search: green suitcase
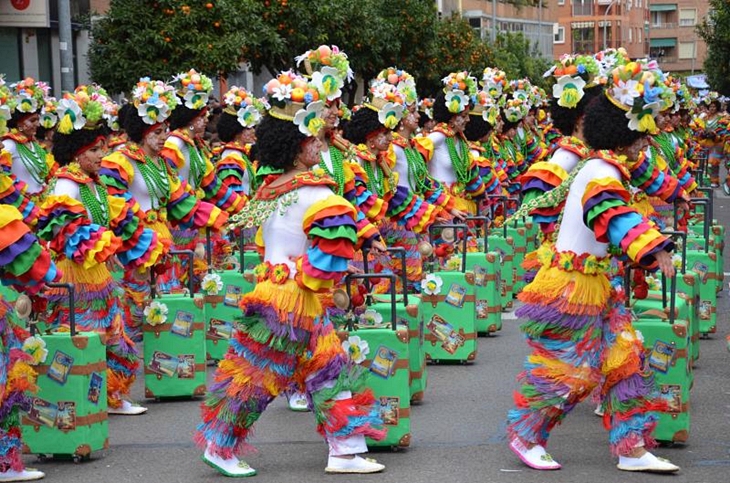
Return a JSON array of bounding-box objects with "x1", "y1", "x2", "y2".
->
[
  {"x1": 628, "y1": 271, "x2": 692, "y2": 444},
  {"x1": 342, "y1": 273, "x2": 412, "y2": 449},
  {"x1": 486, "y1": 195, "x2": 515, "y2": 309},
  {"x1": 22, "y1": 283, "x2": 109, "y2": 462},
  {"x1": 421, "y1": 224, "x2": 478, "y2": 364},
  {"x1": 366, "y1": 248, "x2": 427, "y2": 404},
  {"x1": 143, "y1": 250, "x2": 207, "y2": 400},
  {"x1": 464, "y1": 216, "x2": 502, "y2": 335}
]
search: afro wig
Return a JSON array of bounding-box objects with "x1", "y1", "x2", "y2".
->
[
  {"x1": 343, "y1": 107, "x2": 383, "y2": 146},
  {"x1": 583, "y1": 93, "x2": 644, "y2": 150},
  {"x1": 549, "y1": 85, "x2": 602, "y2": 136},
  {"x1": 255, "y1": 115, "x2": 306, "y2": 171},
  {"x1": 117, "y1": 103, "x2": 135, "y2": 133},
  {"x1": 52, "y1": 127, "x2": 105, "y2": 166},
  {"x1": 463, "y1": 113, "x2": 493, "y2": 142},
  {"x1": 168, "y1": 104, "x2": 205, "y2": 131},
  {"x1": 216, "y1": 111, "x2": 245, "y2": 143}
]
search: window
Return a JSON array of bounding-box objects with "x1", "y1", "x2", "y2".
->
[
  {"x1": 572, "y1": 27, "x2": 594, "y2": 53},
  {"x1": 638, "y1": 26, "x2": 642, "y2": 44},
  {"x1": 628, "y1": 28, "x2": 633, "y2": 43},
  {"x1": 558, "y1": 0, "x2": 565, "y2": 4},
  {"x1": 679, "y1": 42, "x2": 695, "y2": 59},
  {"x1": 572, "y1": 0, "x2": 593, "y2": 16},
  {"x1": 679, "y1": 9, "x2": 697, "y2": 27},
  {"x1": 554, "y1": 26, "x2": 565, "y2": 43}
]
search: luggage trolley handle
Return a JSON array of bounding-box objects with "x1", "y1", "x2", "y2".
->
[
  {"x1": 660, "y1": 230, "x2": 687, "y2": 274},
  {"x1": 464, "y1": 216, "x2": 489, "y2": 253},
  {"x1": 344, "y1": 273, "x2": 398, "y2": 331},
  {"x1": 428, "y1": 223, "x2": 469, "y2": 273},
  {"x1": 150, "y1": 249, "x2": 196, "y2": 299},
  {"x1": 507, "y1": 195, "x2": 525, "y2": 227},
  {"x1": 45, "y1": 282, "x2": 76, "y2": 336},
  {"x1": 695, "y1": 186, "x2": 714, "y2": 223},
  {"x1": 688, "y1": 198, "x2": 710, "y2": 251},
  {"x1": 360, "y1": 247, "x2": 409, "y2": 306},
  {"x1": 486, "y1": 195, "x2": 508, "y2": 238}
]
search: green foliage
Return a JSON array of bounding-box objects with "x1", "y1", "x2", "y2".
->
[
  {"x1": 89, "y1": 0, "x2": 281, "y2": 93},
  {"x1": 492, "y1": 33, "x2": 551, "y2": 89},
  {"x1": 697, "y1": 0, "x2": 730, "y2": 96}
]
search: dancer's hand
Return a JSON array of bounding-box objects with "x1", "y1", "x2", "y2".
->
[
  {"x1": 370, "y1": 239, "x2": 387, "y2": 254},
  {"x1": 450, "y1": 208, "x2": 467, "y2": 221},
  {"x1": 655, "y1": 250, "x2": 676, "y2": 278}
]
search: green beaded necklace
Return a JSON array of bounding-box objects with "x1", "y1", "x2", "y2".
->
[
  {"x1": 445, "y1": 135, "x2": 471, "y2": 186},
  {"x1": 404, "y1": 146, "x2": 431, "y2": 194},
  {"x1": 16, "y1": 141, "x2": 49, "y2": 185},
  {"x1": 187, "y1": 142, "x2": 207, "y2": 189},
  {"x1": 138, "y1": 154, "x2": 171, "y2": 210},
  {"x1": 242, "y1": 153, "x2": 258, "y2": 194},
  {"x1": 362, "y1": 158, "x2": 385, "y2": 197},
  {"x1": 79, "y1": 181, "x2": 111, "y2": 227},
  {"x1": 319, "y1": 146, "x2": 345, "y2": 196}
]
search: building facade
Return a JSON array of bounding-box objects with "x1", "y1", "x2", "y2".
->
[{"x1": 647, "y1": 1, "x2": 707, "y2": 73}]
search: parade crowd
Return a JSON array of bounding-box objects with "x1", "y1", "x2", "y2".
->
[{"x1": 0, "y1": 43, "x2": 728, "y2": 481}]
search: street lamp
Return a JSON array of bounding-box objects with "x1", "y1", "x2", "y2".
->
[{"x1": 603, "y1": 0, "x2": 619, "y2": 50}]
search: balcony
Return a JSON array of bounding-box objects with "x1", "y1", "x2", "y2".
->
[
  {"x1": 651, "y1": 22, "x2": 678, "y2": 29},
  {"x1": 656, "y1": 57, "x2": 678, "y2": 64}
]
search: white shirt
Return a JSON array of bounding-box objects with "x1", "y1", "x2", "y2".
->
[
  {"x1": 427, "y1": 131, "x2": 458, "y2": 184},
  {"x1": 3, "y1": 138, "x2": 46, "y2": 194}
]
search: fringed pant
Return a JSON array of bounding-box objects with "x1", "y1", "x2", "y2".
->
[
  {"x1": 0, "y1": 300, "x2": 36, "y2": 472},
  {"x1": 506, "y1": 264, "x2": 662, "y2": 456},
  {"x1": 708, "y1": 148, "x2": 723, "y2": 186},
  {"x1": 196, "y1": 279, "x2": 385, "y2": 458},
  {"x1": 48, "y1": 260, "x2": 140, "y2": 409}
]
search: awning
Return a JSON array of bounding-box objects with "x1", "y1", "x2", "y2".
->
[
  {"x1": 650, "y1": 38, "x2": 677, "y2": 48},
  {"x1": 650, "y1": 4, "x2": 677, "y2": 12}
]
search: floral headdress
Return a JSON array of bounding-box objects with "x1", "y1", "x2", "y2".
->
[
  {"x1": 544, "y1": 54, "x2": 601, "y2": 109},
  {"x1": 701, "y1": 91, "x2": 719, "y2": 106},
  {"x1": 442, "y1": 71, "x2": 478, "y2": 114},
  {"x1": 503, "y1": 98, "x2": 529, "y2": 124},
  {"x1": 75, "y1": 84, "x2": 120, "y2": 131},
  {"x1": 594, "y1": 47, "x2": 630, "y2": 80},
  {"x1": 223, "y1": 86, "x2": 267, "y2": 129},
  {"x1": 375, "y1": 67, "x2": 418, "y2": 106},
  {"x1": 56, "y1": 89, "x2": 107, "y2": 134},
  {"x1": 172, "y1": 69, "x2": 213, "y2": 110},
  {"x1": 39, "y1": 97, "x2": 58, "y2": 129},
  {"x1": 0, "y1": 78, "x2": 13, "y2": 134},
  {"x1": 264, "y1": 70, "x2": 324, "y2": 137},
  {"x1": 132, "y1": 77, "x2": 180, "y2": 125},
  {"x1": 296, "y1": 45, "x2": 353, "y2": 102},
  {"x1": 8, "y1": 78, "x2": 50, "y2": 115},
  {"x1": 471, "y1": 90, "x2": 500, "y2": 126},
  {"x1": 418, "y1": 97, "x2": 434, "y2": 120},
  {"x1": 605, "y1": 60, "x2": 667, "y2": 133},
  {"x1": 499, "y1": 79, "x2": 531, "y2": 123},
  {"x1": 481, "y1": 67, "x2": 507, "y2": 103},
  {"x1": 366, "y1": 78, "x2": 406, "y2": 130}
]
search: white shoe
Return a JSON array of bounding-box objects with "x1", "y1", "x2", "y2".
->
[
  {"x1": 325, "y1": 455, "x2": 385, "y2": 474},
  {"x1": 617, "y1": 452, "x2": 680, "y2": 473},
  {"x1": 109, "y1": 400, "x2": 148, "y2": 415},
  {"x1": 508, "y1": 437, "x2": 561, "y2": 470},
  {"x1": 0, "y1": 468, "x2": 45, "y2": 481},
  {"x1": 287, "y1": 393, "x2": 310, "y2": 412},
  {"x1": 594, "y1": 404, "x2": 604, "y2": 417},
  {"x1": 202, "y1": 447, "x2": 257, "y2": 477}
]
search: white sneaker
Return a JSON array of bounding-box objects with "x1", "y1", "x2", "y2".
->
[
  {"x1": 325, "y1": 455, "x2": 385, "y2": 474},
  {"x1": 617, "y1": 452, "x2": 680, "y2": 473},
  {"x1": 287, "y1": 392, "x2": 310, "y2": 412},
  {"x1": 108, "y1": 400, "x2": 148, "y2": 415},
  {"x1": 508, "y1": 437, "x2": 561, "y2": 470},
  {"x1": 0, "y1": 468, "x2": 45, "y2": 481},
  {"x1": 594, "y1": 404, "x2": 604, "y2": 417},
  {"x1": 202, "y1": 447, "x2": 257, "y2": 477}
]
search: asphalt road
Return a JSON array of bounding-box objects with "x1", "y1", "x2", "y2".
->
[{"x1": 23, "y1": 192, "x2": 730, "y2": 483}]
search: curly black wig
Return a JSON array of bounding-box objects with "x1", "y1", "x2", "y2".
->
[
  {"x1": 433, "y1": 91, "x2": 459, "y2": 124},
  {"x1": 500, "y1": 112, "x2": 520, "y2": 134},
  {"x1": 117, "y1": 103, "x2": 135, "y2": 133},
  {"x1": 343, "y1": 107, "x2": 383, "y2": 145},
  {"x1": 216, "y1": 111, "x2": 244, "y2": 143},
  {"x1": 52, "y1": 127, "x2": 105, "y2": 166},
  {"x1": 7, "y1": 110, "x2": 37, "y2": 130},
  {"x1": 168, "y1": 103, "x2": 204, "y2": 131},
  {"x1": 124, "y1": 111, "x2": 159, "y2": 144},
  {"x1": 463, "y1": 113, "x2": 493, "y2": 142},
  {"x1": 549, "y1": 85, "x2": 602, "y2": 136},
  {"x1": 583, "y1": 94, "x2": 644, "y2": 150},
  {"x1": 255, "y1": 115, "x2": 306, "y2": 171}
]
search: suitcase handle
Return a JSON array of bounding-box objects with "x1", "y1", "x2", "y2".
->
[
  {"x1": 344, "y1": 273, "x2": 398, "y2": 331},
  {"x1": 464, "y1": 216, "x2": 489, "y2": 253},
  {"x1": 360, "y1": 247, "x2": 409, "y2": 307},
  {"x1": 696, "y1": 187, "x2": 713, "y2": 222},
  {"x1": 660, "y1": 230, "x2": 687, "y2": 273},
  {"x1": 428, "y1": 223, "x2": 469, "y2": 273},
  {"x1": 150, "y1": 249, "x2": 195, "y2": 299},
  {"x1": 46, "y1": 282, "x2": 76, "y2": 336},
  {"x1": 205, "y1": 228, "x2": 213, "y2": 273},
  {"x1": 624, "y1": 265, "x2": 677, "y2": 325},
  {"x1": 507, "y1": 196, "x2": 525, "y2": 227},
  {"x1": 485, "y1": 195, "x2": 508, "y2": 238},
  {"x1": 688, "y1": 198, "x2": 710, "y2": 251}
]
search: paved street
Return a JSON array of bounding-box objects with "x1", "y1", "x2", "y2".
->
[{"x1": 23, "y1": 193, "x2": 730, "y2": 483}]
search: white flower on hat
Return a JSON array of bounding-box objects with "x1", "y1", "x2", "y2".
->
[
  {"x1": 626, "y1": 100, "x2": 661, "y2": 133},
  {"x1": 445, "y1": 90, "x2": 468, "y2": 114},
  {"x1": 611, "y1": 79, "x2": 640, "y2": 107},
  {"x1": 138, "y1": 95, "x2": 170, "y2": 125},
  {"x1": 293, "y1": 100, "x2": 325, "y2": 137},
  {"x1": 378, "y1": 101, "x2": 404, "y2": 130},
  {"x1": 183, "y1": 89, "x2": 209, "y2": 110},
  {"x1": 237, "y1": 104, "x2": 262, "y2": 128},
  {"x1": 16, "y1": 93, "x2": 38, "y2": 113},
  {"x1": 311, "y1": 66, "x2": 343, "y2": 102},
  {"x1": 56, "y1": 98, "x2": 86, "y2": 132},
  {"x1": 553, "y1": 75, "x2": 586, "y2": 109},
  {"x1": 342, "y1": 335, "x2": 369, "y2": 364},
  {"x1": 271, "y1": 83, "x2": 293, "y2": 102}
]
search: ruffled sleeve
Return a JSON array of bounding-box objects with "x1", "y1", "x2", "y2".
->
[
  {"x1": 217, "y1": 149, "x2": 253, "y2": 194},
  {"x1": 582, "y1": 177, "x2": 673, "y2": 270},
  {"x1": 299, "y1": 195, "x2": 358, "y2": 292},
  {"x1": 0, "y1": 205, "x2": 61, "y2": 293},
  {"x1": 471, "y1": 145, "x2": 502, "y2": 197},
  {"x1": 383, "y1": 145, "x2": 438, "y2": 234},
  {"x1": 197, "y1": 156, "x2": 248, "y2": 213},
  {"x1": 628, "y1": 150, "x2": 684, "y2": 203},
  {"x1": 463, "y1": 150, "x2": 487, "y2": 200},
  {"x1": 160, "y1": 137, "x2": 186, "y2": 171},
  {"x1": 107, "y1": 194, "x2": 167, "y2": 270},
  {"x1": 37, "y1": 194, "x2": 122, "y2": 269},
  {"x1": 413, "y1": 136, "x2": 434, "y2": 163},
  {"x1": 342, "y1": 161, "x2": 384, "y2": 248},
  {"x1": 520, "y1": 160, "x2": 570, "y2": 226},
  {"x1": 0, "y1": 162, "x2": 39, "y2": 226},
  {"x1": 100, "y1": 151, "x2": 134, "y2": 196},
  {"x1": 166, "y1": 176, "x2": 228, "y2": 231}
]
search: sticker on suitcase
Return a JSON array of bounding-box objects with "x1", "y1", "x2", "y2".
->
[
  {"x1": 47, "y1": 350, "x2": 74, "y2": 385},
  {"x1": 648, "y1": 341, "x2": 676, "y2": 374},
  {"x1": 379, "y1": 396, "x2": 400, "y2": 425},
  {"x1": 87, "y1": 373, "x2": 103, "y2": 405},
  {"x1": 170, "y1": 310, "x2": 194, "y2": 338},
  {"x1": 426, "y1": 314, "x2": 465, "y2": 354},
  {"x1": 445, "y1": 283, "x2": 467, "y2": 308},
  {"x1": 473, "y1": 266, "x2": 487, "y2": 287},
  {"x1": 224, "y1": 285, "x2": 242, "y2": 307},
  {"x1": 659, "y1": 384, "x2": 682, "y2": 413},
  {"x1": 26, "y1": 398, "x2": 58, "y2": 428},
  {"x1": 56, "y1": 401, "x2": 76, "y2": 431},
  {"x1": 208, "y1": 318, "x2": 234, "y2": 340},
  {"x1": 148, "y1": 350, "x2": 179, "y2": 377},
  {"x1": 370, "y1": 346, "x2": 399, "y2": 379},
  {"x1": 476, "y1": 300, "x2": 489, "y2": 319},
  {"x1": 177, "y1": 354, "x2": 196, "y2": 379}
]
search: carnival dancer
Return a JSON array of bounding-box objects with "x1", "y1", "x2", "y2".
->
[
  {"x1": 1, "y1": 77, "x2": 56, "y2": 219},
  {"x1": 0, "y1": 203, "x2": 61, "y2": 482},
  {"x1": 427, "y1": 72, "x2": 486, "y2": 214},
  {"x1": 697, "y1": 93, "x2": 724, "y2": 188},
  {"x1": 196, "y1": 70, "x2": 386, "y2": 477},
  {"x1": 505, "y1": 61, "x2": 680, "y2": 473},
  {"x1": 35, "y1": 96, "x2": 58, "y2": 153},
  {"x1": 101, "y1": 77, "x2": 227, "y2": 333},
  {"x1": 37, "y1": 88, "x2": 166, "y2": 415},
  {"x1": 464, "y1": 85, "x2": 504, "y2": 201}
]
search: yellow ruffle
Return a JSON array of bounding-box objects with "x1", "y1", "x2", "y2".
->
[
  {"x1": 527, "y1": 161, "x2": 569, "y2": 182},
  {"x1": 626, "y1": 229, "x2": 663, "y2": 263},
  {"x1": 162, "y1": 140, "x2": 186, "y2": 170},
  {"x1": 103, "y1": 151, "x2": 135, "y2": 182},
  {"x1": 245, "y1": 278, "x2": 322, "y2": 330},
  {"x1": 453, "y1": 196, "x2": 477, "y2": 215},
  {"x1": 82, "y1": 229, "x2": 119, "y2": 269},
  {"x1": 0, "y1": 204, "x2": 23, "y2": 228},
  {"x1": 413, "y1": 136, "x2": 434, "y2": 161},
  {"x1": 519, "y1": 264, "x2": 611, "y2": 316}
]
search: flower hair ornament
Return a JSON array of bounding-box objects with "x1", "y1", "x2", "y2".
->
[
  {"x1": 223, "y1": 86, "x2": 267, "y2": 128},
  {"x1": 594, "y1": 47, "x2": 630, "y2": 80},
  {"x1": 56, "y1": 89, "x2": 107, "y2": 134},
  {"x1": 39, "y1": 97, "x2": 59, "y2": 129},
  {"x1": 366, "y1": 78, "x2": 406, "y2": 130},
  {"x1": 472, "y1": 90, "x2": 500, "y2": 126},
  {"x1": 132, "y1": 77, "x2": 180, "y2": 125},
  {"x1": 9, "y1": 77, "x2": 50, "y2": 115},
  {"x1": 173, "y1": 69, "x2": 213, "y2": 110},
  {"x1": 544, "y1": 54, "x2": 601, "y2": 109},
  {"x1": 418, "y1": 97, "x2": 434, "y2": 120},
  {"x1": 442, "y1": 71, "x2": 478, "y2": 114},
  {"x1": 264, "y1": 70, "x2": 325, "y2": 137},
  {"x1": 0, "y1": 78, "x2": 12, "y2": 134},
  {"x1": 296, "y1": 45, "x2": 354, "y2": 84},
  {"x1": 503, "y1": 98, "x2": 528, "y2": 123},
  {"x1": 481, "y1": 67, "x2": 507, "y2": 102},
  {"x1": 376, "y1": 67, "x2": 418, "y2": 106},
  {"x1": 605, "y1": 60, "x2": 667, "y2": 133},
  {"x1": 75, "y1": 84, "x2": 121, "y2": 131}
]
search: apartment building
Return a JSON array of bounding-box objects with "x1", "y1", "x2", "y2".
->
[{"x1": 647, "y1": 1, "x2": 707, "y2": 73}]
